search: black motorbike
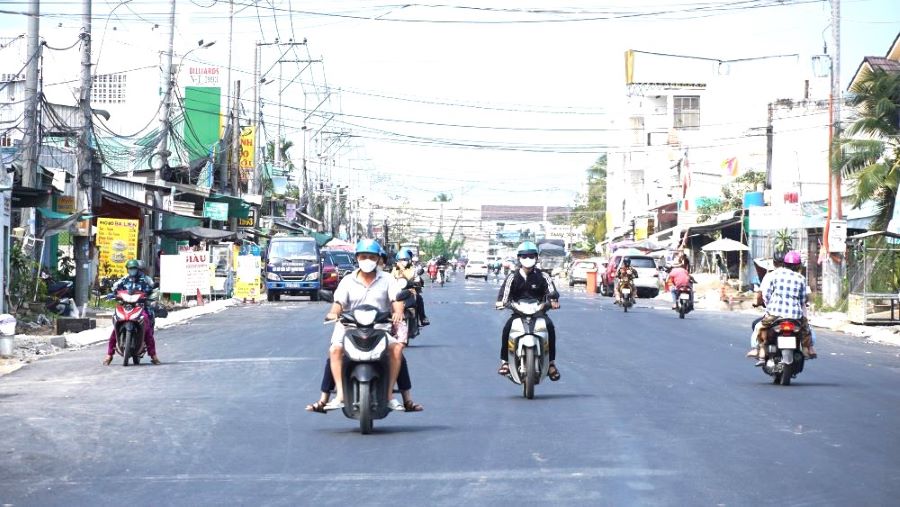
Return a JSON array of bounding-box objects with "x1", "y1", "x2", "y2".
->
[
  {"x1": 759, "y1": 318, "x2": 806, "y2": 386},
  {"x1": 41, "y1": 271, "x2": 76, "y2": 316},
  {"x1": 335, "y1": 304, "x2": 395, "y2": 434},
  {"x1": 674, "y1": 285, "x2": 693, "y2": 319}
]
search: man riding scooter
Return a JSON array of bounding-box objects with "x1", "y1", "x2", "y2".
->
[
  {"x1": 614, "y1": 258, "x2": 639, "y2": 305},
  {"x1": 391, "y1": 249, "x2": 430, "y2": 326},
  {"x1": 103, "y1": 259, "x2": 160, "y2": 365},
  {"x1": 666, "y1": 261, "x2": 695, "y2": 310},
  {"x1": 496, "y1": 241, "x2": 562, "y2": 381}
]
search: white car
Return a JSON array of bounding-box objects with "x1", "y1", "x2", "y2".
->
[
  {"x1": 567, "y1": 259, "x2": 603, "y2": 287},
  {"x1": 465, "y1": 260, "x2": 489, "y2": 280}
]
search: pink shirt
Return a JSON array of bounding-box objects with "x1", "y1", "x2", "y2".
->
[{"x1": 668, "y1": 267, "x2": 691, "y2": 288}]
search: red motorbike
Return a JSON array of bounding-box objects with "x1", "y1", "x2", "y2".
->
[{"x1": 113, "y1": 290, "x2": 149, "y2": 366}]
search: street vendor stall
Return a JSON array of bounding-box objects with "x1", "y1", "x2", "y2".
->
[{"x1": 847, "y1": 231, "x2": 900, "y2": 324}]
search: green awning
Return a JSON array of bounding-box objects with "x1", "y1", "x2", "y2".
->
[
  {"x1": 37, "y1": 207, "x2": 94, "y2": 220},
  {"x1": 206, "y1": 194, "x2": 252, "y2": 219}
]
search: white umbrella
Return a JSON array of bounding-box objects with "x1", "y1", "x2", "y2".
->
[{"x1": 701, "y1": 238, "x2": 749, "y2": 252}]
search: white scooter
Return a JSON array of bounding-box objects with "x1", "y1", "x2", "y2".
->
[{"x1": 499, "y1": 298, "x2": 552, "y2": 399}]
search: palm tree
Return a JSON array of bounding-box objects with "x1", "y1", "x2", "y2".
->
[{"x1": 836, "y1": 68, "x2": 900, "y2": 230}]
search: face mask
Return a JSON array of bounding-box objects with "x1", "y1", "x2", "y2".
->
[
  {"x1": 128, "y1": 269, "x2": 139, "y2": 277},
  {"x1": 520, "y1": 258, "x2": 536, "y2": 269},
  {"x1": 359, "y1": 259, "x2": 378, "y2": 273}
]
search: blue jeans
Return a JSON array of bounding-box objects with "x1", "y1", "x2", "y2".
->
[{"x1": 670, "y1": 287, "x2": 693, "y2": 306}]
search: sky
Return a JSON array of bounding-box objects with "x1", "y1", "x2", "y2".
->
[{"x1": 1, "y1": 0, "x2": 898, "y2": 208}]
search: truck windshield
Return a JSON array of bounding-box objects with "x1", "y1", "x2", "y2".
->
[{"x1": 269, "y1": 240, "x2": 317, "y2": 260}]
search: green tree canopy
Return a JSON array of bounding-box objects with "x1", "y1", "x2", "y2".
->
[
  {"x1": 570, "y1": 155, "x2": 607, "y2": 248},
  {"x1": 835, "y1": 68, "x2": 900, "y2": 230}
]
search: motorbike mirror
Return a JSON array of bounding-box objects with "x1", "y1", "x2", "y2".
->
[{"x1": 317, "y1": 289, "x2": 334, "y2": 303}]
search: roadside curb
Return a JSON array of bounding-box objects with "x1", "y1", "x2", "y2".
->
[
  {"x1": 0, "y1": 298, "x2": 239, "y2": 378},
  {"x1": 64, "y1": 298, "x2": 237, "y2": 348}
]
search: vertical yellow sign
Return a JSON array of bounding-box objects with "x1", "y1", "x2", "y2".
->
[
  {"x1": 239, "y1": 126, "x2": 255, "y2": 183},
  {"x1": 97, "y1": 218, "x2": 140, "y2": 279}
]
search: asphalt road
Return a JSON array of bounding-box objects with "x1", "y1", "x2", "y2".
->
[{"x1": 1, "y1": 273, "x2": 899, "y2": 506}]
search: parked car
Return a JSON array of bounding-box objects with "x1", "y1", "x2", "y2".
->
[
  {"x1": 465, "y1": 260, "x2": 489, "y2": 280},
  {"x1": 320, "y1": 253, "x2": 340, "y2": 291},
  {"x1": 321, "y1": 249, "x2": 356, "y2": 278},
  {"x1": 607, "y1": 255, "x2": 660, "y2": 298},
  {"x1": 567, "y1": 258, "x2": 604, "y2": 287}
]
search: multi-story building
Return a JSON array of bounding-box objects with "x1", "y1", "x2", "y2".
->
[{"x1": 606, "y1": 50, "x2": 831, "y2": 251}]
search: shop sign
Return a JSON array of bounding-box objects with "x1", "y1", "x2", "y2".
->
[
  {"x1": 204, "y1": 201, "x2": 229, "y2": 221},
  {"x1": 97, "y1": 218, "x2": 139, "y2": 279},
  {"x1": 237, "y1": 208, "x2": 256, "y2": 229}
]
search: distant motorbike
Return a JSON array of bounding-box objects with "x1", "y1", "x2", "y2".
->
[
  {"x1": 675, "y1": 285, "x2": 693, "y2": 319},
  {"x1": 620, "y1": 282, "x2": 635, "y2": 312},
  {"x1": 400, "y1": 277, "x2": 421, "y2": 342},
  {"x1": 499, "y1": 298, "x2": 552, "y2": 399},
  {"x1": 759, "y1": 318, "x2": 806, "y2": 386},
  {"x1": 437, "y1": 265, "x2": 446, "y2": 287}
]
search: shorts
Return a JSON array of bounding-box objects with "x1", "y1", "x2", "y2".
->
[{"x1": 330, "y1": 322, "x2": 399, "y2": 348}]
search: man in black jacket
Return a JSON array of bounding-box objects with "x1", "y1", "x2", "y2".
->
[{"x1": 495, "y1": 241, "x2": 561, "y2": 380}]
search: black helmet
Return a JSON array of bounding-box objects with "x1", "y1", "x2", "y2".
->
[
  {"x1": 773, "y1": 249, "x2": 786, "y2": 265},
  {"x1": 623, "y1": 258, "x2": 631, "y2": 266}
]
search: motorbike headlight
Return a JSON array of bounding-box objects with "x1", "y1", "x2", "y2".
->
[
  {"x1": 266, "y1": 272, "x2": 282, "y2": 281},
  {"x1": 353, "y1": 308, "x2": 377, "y2": 327}
]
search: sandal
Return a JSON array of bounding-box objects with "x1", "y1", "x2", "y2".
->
[
  {"x1": 403, "y1": 400, "x2": 424, "y2": 412},
  {"x1": 548, "y1": 364, "x2": 561, "y2": 381},
  {"x1": 497, "y1": 362, "x2": 510, "y2": 376},
  {"x1": 305, "y1": 400, "x2": 328, "y2": 414}
]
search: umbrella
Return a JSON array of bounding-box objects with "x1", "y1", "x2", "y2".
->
[{"x1": 701, "y1": 238, "x2": 749, "y2": 252}]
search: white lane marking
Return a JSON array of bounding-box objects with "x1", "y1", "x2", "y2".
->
[
  {"x1": 34, "y1": 467, "x2": 677, "y2": 485},
  {"x1": 173, "y1": 357, "x2": 318, "y2": 364}
]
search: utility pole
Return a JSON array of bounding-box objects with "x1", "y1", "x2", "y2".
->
[
  {"x1": 225, "y1": 0, "x2": 233, "y2": 112},
  {"x1": 251, "y1": 42, "x2": 260, "y2": 196},
  {"x1": 156, "y1": 0, "x2": 176, "y2": 181},
  {"x1": 19, "y1": 0, "x2": 40, "y2": 230},
  {"x1": 823, "y1": 0, "x2": 842, "y2": 307},
  {"x1": 229, "y1": 79, "x2": 241, "y2": 231},
  {"x1": 765, "y1": 102, "x2": 773, "y2": 189},
  {"x1": 73, "y1": 0, "x2": 93, "y2": 309},
  {"x1": 151, "y1": 0, "x2": 176, "y2": 278}
]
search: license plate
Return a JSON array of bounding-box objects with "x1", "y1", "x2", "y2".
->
[
  {"x1": 622, "y1": 289, "x2": 631, "y2": 295},
  {"x1": 777, "y1": 336, "x2": 797, "y2": 349},
  {"x1": 287, "y1": 282, "x2": 302, "y2": 288},
  {"x1": 679, "y1": 293, "x2": 690, "y2": 300}
]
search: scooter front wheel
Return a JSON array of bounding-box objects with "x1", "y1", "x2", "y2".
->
[
  {"x1": 524, "y1": 348, "x2": 536, "y2": 399},
  {"x1": 358, "y1": 381, "x2": 374, "y2": 434},
  {"x1": 122, "y1": 330, "x2": 132, "y2": 366}
]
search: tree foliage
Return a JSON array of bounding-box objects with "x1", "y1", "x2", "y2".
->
[
  {"x1": 835, "y1": 68, "x2": 900, "y2": 231},
  {"x1": 419, "y1": 232, "x2": 463, "y2": 259},
  {"x1": 696, "y1": 171, "x2": 767, "y2": 223},
  {"x1": 570, "y1": 155, "x2": 606, "y2": 247}
]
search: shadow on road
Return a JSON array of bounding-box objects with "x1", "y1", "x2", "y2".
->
[
  {"x1": 318, "y1": 424, "x2": 453, "y2": 435},
  {"x1": 495, "y1": 393, "x2": 597, "y2": 401}
]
